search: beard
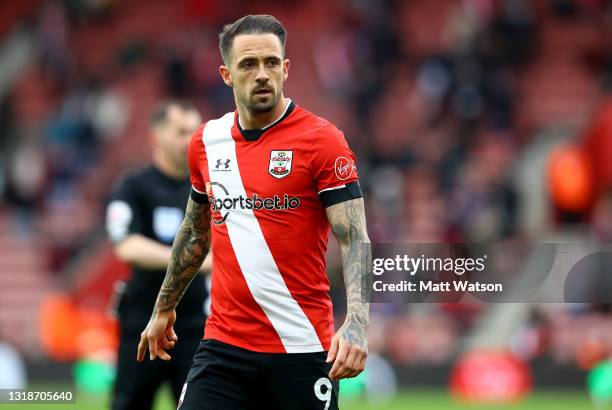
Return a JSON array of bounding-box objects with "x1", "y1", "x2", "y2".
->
[{"x1": 241, "y1": 88, "x2": 280, "y2": 114}]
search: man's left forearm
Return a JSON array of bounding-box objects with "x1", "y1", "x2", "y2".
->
[
  {"x1": 327, "y1": 198, "x2": 372, "y2": 337},
  {"x1": 339, "y1": 234, "x2": 371, "y2": 346},
  {"x1": 326, "y1": 198, "x2": 371, "y2": 379}
]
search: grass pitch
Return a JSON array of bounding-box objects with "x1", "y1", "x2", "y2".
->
[{"x1": 4, "y1": 386, "x2": 595, "y2": 410}]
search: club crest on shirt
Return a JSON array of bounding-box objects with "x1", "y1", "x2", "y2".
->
[{"x1": 268, "y1": 150, "x2": 293, "y2": 179}]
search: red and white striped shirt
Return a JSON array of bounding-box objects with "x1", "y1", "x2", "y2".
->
[{"x1": 188, "y1": 101, "x2": 359, "y2": 353}]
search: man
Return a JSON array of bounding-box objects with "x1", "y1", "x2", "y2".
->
[
  {"x1": 106, "y1": 101, "x2": 211, "y2": 410},
  {"x1": 137, "y1": 15, "x2": 371, "y2": 410}
]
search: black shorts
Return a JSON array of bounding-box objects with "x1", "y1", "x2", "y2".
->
[
  {"x1": 112, "y1": 329, "x2": 201, "y2": 410},
  {"x1": 178, "y1": 339, "x2": 339, "y2": 410}
]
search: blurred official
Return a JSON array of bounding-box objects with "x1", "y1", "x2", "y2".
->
[{"x1": 106, "y1": 101, "x2": 209, "y2": 410}]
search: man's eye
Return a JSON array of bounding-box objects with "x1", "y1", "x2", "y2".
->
[{"x1": 267, "y1": 60, "x2": 279, "y2": 67}]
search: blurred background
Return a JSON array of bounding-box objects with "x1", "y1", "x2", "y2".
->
[{"x1": 1, "y1": 0, "x2": 612, "y2": 409}]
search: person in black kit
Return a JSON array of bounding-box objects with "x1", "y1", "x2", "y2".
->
[{"x1": 105, "y1": 101, "x2": 211, "y2": 410}]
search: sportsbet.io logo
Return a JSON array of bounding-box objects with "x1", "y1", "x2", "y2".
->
[{"x1": 206, "y1": 182, "x2": 300, "y2": 225}]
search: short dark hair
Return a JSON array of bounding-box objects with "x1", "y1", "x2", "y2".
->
[
  {"x1": 218, "y1": 14, "x2": 287, "y2": 64},
  {"x1": 149, "y1": 100, "x2": 197, "y2": 128}
]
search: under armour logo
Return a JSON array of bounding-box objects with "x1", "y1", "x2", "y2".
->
[{"x1": 215, "y1": 159, "x2": 231, "y2": 170}]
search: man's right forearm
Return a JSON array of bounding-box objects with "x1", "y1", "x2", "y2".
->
[
  {"x1": 115, "y1": 234, "x2": 173, "y2": 270},
  {"x1": 153, "y1": 198, "x2": 211, "y2": 314},
  {"x1": 114, "y1": 234, "x2": 212, "y2": 273}
]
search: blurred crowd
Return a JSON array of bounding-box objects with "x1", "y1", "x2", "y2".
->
[{"x1": 1, "y1": 0, "x2": 612, "y2": 369}]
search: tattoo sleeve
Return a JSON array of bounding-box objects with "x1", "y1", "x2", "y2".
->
[
  {"x1": 326, "y1": 198, "x2": 372, "y2": 348},
  {"x1": 153, "y1": 197, "x2": 211, "y2": 314}
]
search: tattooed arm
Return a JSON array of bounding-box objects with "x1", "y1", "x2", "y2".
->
[
  {"x1": 325, "y1": 197, "x2": 371, "y2": 380},
  {"x1": 137, "y1": 197, "x2": 211, "y2": 362}
]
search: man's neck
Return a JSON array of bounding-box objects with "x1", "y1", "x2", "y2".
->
[
  {"x1": 237, "y1": 96, "x2": 288, "y2": 130},
  {"x1": 153, "y1": 155, "x2": 186, "y2": 181}
]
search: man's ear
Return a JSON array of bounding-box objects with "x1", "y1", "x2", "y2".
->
[
  {"x1": 219, "y1": 65, "x2": 233, "y2": 87},
  {"x1": 283, "y1": 59, "x2": 290, "y2": 82}
]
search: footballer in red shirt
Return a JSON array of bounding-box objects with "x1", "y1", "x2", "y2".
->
[{"x1": 137, "y1": 14, "x2": 371, "y2": 410}]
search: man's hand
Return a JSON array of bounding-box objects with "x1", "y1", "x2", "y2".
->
[
  {"x1": 326, "y1": 313, "x2": 368, "y2": 380},
  {"x1": 137, "y1": 310, "x2": 178, "y2": 362}
]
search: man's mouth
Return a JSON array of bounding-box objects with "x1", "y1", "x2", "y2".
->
[{"x1": 254, "y1": 88, "x2": 272, "y2": 95}]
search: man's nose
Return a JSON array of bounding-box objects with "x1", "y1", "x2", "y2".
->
[{"x1": 255, "y1": 63, "x2": 269, "y2": 82}]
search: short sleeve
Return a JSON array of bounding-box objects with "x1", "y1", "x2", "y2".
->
[
  {"x1": 106, "y1": 178, "x2": 144, "y2": 243},
  {"x1": 188, "y1": 124, "x2": 207, "y2": 194},
  {"x1": 311, "y1": 126, "x2": 360, "y2": 194}
]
